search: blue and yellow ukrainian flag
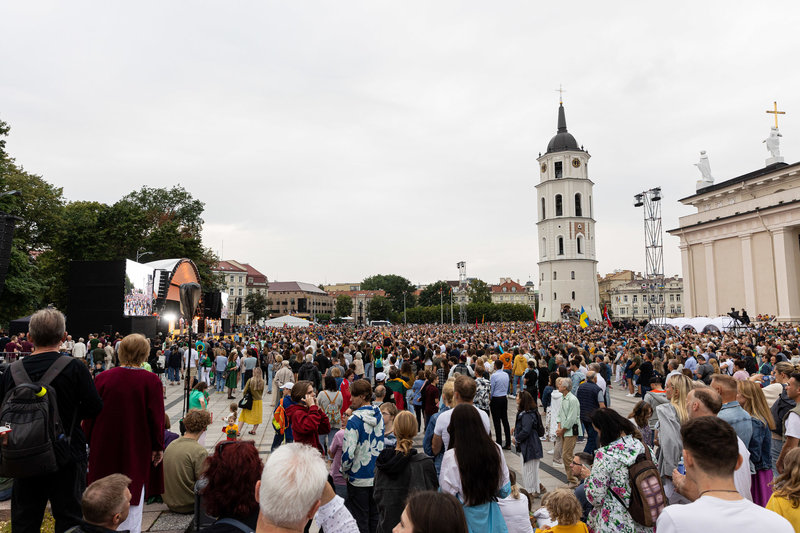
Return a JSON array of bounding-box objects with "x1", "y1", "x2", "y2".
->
[{"x1": 579, "y1": 306, "x2": 589, "y2": 329}]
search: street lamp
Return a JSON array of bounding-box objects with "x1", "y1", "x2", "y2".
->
[{"x1": 403, "y1": 291, "x2": 407, "y2": 325}]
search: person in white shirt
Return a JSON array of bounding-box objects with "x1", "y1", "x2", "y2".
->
[
  {"x1": 431, "y1": 375, "x2": 491, "y2": 455},
  {"x1": 656, "y1": 416, "x2": 792, "y2": 533},
  {"x1": 73, "y1": 338, "x2": 87, "y2": 360}
]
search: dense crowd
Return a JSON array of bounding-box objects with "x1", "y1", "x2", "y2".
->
[{"x1": 4, "y1": 310, "x2": 800, "y2": 533}]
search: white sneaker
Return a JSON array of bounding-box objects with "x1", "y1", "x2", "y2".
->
[
  {"x1": 547, "y1": 450, "x2": 554, "y2": 454},
  {"x1": 626, "y1": 393, "x2": 634, "y2": 397}
]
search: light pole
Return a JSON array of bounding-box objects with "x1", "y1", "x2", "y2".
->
[
  {"x1": 403, "y1": 291, "x2": 407, "y2": 325},
  {"x1": 440, "y1": 288, "x2": 443, "y2": 324},
  {"x1": 633, "y1": 187, "x2": 664, "y2": 327}
]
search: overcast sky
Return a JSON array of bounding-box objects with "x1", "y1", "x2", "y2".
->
[{"x1": 2, "y1": 2, "x2": 797, "y2": 288}]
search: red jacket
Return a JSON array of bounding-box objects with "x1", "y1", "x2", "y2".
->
[
  {"x1": 340, "y1": 379, "x2": 352, "y2": 415},
  {"x1": 285, "y1": 403, "x2": 331, "y2": 453}
]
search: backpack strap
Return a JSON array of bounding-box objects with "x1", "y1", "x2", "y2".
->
[
  {"x1": 9, "y1": 360, "x2": 32, "y2": 386},
  {"x1": 39, "y1": 357, "x2": 73, "y2": 387}
]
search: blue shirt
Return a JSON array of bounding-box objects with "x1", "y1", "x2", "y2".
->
[
  {"x1": 490, "y1": 370, "x2": 509, "y2": 397},
  {"x1": 718, "y1": 401, "x2": 753, "y2": 447},
  {"x1": 684, "y1": 356, "x2": 698, "y2": 373}
]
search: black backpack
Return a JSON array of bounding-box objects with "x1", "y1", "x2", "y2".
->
[
  {"x1": 771, "y1": 388, "x2": 796, "y2": 437},
  {"x1": 453, "y1": 363, "x2": 469, "y2": 376},
  {"x1": 0, "y1": 357, "x2": 74, "y2": 478}
]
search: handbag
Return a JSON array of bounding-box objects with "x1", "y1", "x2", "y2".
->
[{"x1": 238, "y1": 392, "x2": 253, "y2": 410}]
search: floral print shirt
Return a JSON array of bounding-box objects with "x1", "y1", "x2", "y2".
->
[{"x1": 585, "y1": 435, "x2": 654, "y2": 533}]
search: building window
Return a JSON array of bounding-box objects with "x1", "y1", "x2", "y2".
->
[
  {"x1": 541, "y1": 197, "x2": 546, "y2": 219},
  {"x1": 633, "y1": 295, "x2": 638, "y2": 303},
  {"x1": 541, "y1": 273, "x2": 544, "y2": 282},
  {"x1": 670, "y1": 294, "x2": 674, "y2": 301},
  {"x1": 677, "y1": 305, "x2": 682, "y2": 312},
  {"x1": 624, "y1": 295, "x2": 628, "y2": 302},
  {"x1": 558, "y1": 237, "x2": 564, "y2": 255},
  {"x1": 229, "y1": 275, "x2": 234, "y2": 282},
  {"x1": 229, "y1": 288, "x2": 234, "y2": 295},
  {"x1": 577, "y1": 236, "x2": 583, "y2": 254},
  {"x1": 555, "y1": 194, "x2": 563, "y2": 216},
  {"x1": 571, "y1": 291, "x2": 575, "y2": 300},
  {"x1": 553, "y1": 271, "x2": 557, "y2": 280},
  {"x1": 555, "y1": 161, "x2": 563, "y2": 179},
  {"x1": 239, "y1": 276, "x2": 243, "y2": 283},
  {"x1": 542, "y1": 238, "x2": 547, "y2": 258},
  {"x1": 238, "y1": 288, "x2": 242, "y2": 296},
  {"x1": 554, "y1": 293, "x2": 557, "y2": 300},
  {"x1": 571, "y1": 271, "x2": 575, "y2": 280},
  {"x1": 575, "y1": 193, "x2": 582, "y2": 216},
  {"x1": 676, "y1": 294, "x2": 681, "y2": 301}
]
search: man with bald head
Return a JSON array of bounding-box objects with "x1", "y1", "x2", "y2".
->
[{"x1": 672, "y1": 386, "x2": 752, "y2": 501}]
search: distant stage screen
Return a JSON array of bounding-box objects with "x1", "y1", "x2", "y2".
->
[
  {"x1": 220, "y1": 292, "x2": 229, "y2": 319},
  {"x1": 124, "y1": 260, "x2": 156, "y2": 316}
]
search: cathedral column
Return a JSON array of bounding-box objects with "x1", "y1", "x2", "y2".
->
[
  {"x1": 703, "y1": 242, "x2": 718, "y2": 316},
  {"x1": 679, "y1": 244, "x2": 693, "y2": 317},
  {"x1": 739, "y1": 234, "x2": 756, "y2": 316},
  {"x1": 771, "y1": 227, "x2": 800, "y2": 321}
]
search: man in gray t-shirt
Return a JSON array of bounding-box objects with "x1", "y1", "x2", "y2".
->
[{"x1": 242, "y1": 352, "x2": 258, "y2": 389}]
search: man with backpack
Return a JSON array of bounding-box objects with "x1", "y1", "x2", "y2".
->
[{"x1": 0, "y1": 308, "x2": 103, "y2": 533}]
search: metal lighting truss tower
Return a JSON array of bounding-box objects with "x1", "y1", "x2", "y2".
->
[
  {"x1": 634, "y1": 187, "x2": 665, "y2": 326},
  {"x1": 457, "y1": 261, "x2": 467, "y2": 326}
]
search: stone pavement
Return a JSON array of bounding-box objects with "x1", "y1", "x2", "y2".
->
[{"x1": 0, "y1": 376, "x2": 639, "y2": 531}]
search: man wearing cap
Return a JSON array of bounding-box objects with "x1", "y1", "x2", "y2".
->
[{"x1": 375, "y1": 372, "x2": 387, "y2": 386}]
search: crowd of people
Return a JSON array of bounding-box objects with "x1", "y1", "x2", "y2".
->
[{"x1": 6, "y1": 309, "x2": 800, "y2": 533}]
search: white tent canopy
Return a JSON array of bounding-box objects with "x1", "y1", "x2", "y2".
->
[
  {"x1": 647, "y1": 316, "x2": 745, "y2": 332},
  {"x1": 263, "y1": 315, "x2": 311, "y2": 328}
]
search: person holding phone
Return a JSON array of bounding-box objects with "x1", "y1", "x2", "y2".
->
[{"x1": 284, "y1": 380, "x2": 331, "y2": 455}]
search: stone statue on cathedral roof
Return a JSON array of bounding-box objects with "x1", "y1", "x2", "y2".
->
[
  {"x1": 764, "y1": 126, "x2": 783, "y2": 159},
  {"x1": 694, "y1": 150, "x2": 714, "y2": 190}
]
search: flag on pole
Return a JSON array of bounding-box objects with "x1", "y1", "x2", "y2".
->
[
  {"x1": 579, "y1": 306, "x2": 589, "y2": 329},
  {"x1": 533, "y1": 307, "x2": 540, "y2": 332},
  {"x1": 603, "y1": 305, "x2": 613, "y2": 328}
]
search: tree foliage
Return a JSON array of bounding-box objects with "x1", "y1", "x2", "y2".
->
[
  {"x1": 404, "y1": 302, "x2": 534, "y2": 324},
  {"x1": 335, "y1": 294, "x2": 353, "y2": 318},
  {"x1": 467, "y1": 279, "x2": 491, "y2": 304},
  {"x1": 245, "y1": 291, "x2": 269, "y2": 322},
  {"x1": 367, "y1": 295, "x2": 393, "y2": 321},
  {"x1": 361, "y1": 274, "x2": 417, "y2": 311},
  {"x1": 418, "y1": 280, "x2": 452, "y2": 307}
]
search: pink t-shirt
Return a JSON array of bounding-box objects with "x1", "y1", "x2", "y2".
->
[{"x1": 329, "y1": 429, "x2": 346, "y2": 486}]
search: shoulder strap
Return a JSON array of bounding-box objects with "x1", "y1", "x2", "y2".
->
[
  {"x1": 9, "y1": 360, "x2": 32, "y2": 386},
  {"x1": 215, "y1": 518, "x2": 253, "y2": 533},
  {"x1": 40, "y1": 356, "x2": 72, "y2": 386}
]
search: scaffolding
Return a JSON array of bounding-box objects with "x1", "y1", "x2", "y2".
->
[
  {"x1": 634, "y1": 187, "x2": 666, "y2": 326},
  {"x1": 457, "y1": 261, "x2": 467, "y2": 325}
]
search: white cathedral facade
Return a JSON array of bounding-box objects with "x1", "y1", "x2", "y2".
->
[{"x1": 537, "y1": 102, "x2": 601, "y2": 321}]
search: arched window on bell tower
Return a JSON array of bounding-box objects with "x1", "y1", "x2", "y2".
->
[
  {"x1": 555, "y1": 194, "x2": 563, "y2": 217},
  {"x1": 575, "y1": 193, "x2": 582, "y2": 216},
  {"x1": 541, "y1": 197, "x2": 546, "y2": 220},
  {"x1": 558, "y1": 236, "x2": 564, "y2": 256}
]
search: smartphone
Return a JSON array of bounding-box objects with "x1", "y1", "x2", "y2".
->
[{"x1": 0, "y1": 426, "x2": 11, "y2": 435}]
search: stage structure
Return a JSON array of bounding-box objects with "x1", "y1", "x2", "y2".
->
[{"x1": 633, "y1": 187, "x2": 666, "y2": 325}]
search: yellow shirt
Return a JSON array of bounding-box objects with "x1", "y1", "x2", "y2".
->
[
  {"x1": 513, "y1": 355, "x2": 528, "y2": 376},
  {"x1": 767, "y1": 494, "x2": 800, "y2": 532},
  {"x1": 536, "y1": 523, "x2": 589, "y2": 533}
]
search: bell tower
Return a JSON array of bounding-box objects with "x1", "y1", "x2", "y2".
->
[{"x1": 536, "y1": 100, "x2": 600, "y2": 322}]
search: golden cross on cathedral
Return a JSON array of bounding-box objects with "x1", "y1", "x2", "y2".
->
[
  {"x1": 555, "y1": 84, "x2": 566, "y2": 104},
  {"x1": 766, "y1": 101, "x2": 785, "y2": 128}
]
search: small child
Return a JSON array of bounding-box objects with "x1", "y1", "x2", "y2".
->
[
  {"x1": 534, "y1": 489, "x2": 588, "y2": 533},
  {"x1": 92, "y1": 360, "x2": 104, "y2": 379},
  {"x1": 222, "y1": 402, "x2": 239, "y2": 441},
  {"x1": 628, "y1": 401, "x2": 654, "y2": 447}
]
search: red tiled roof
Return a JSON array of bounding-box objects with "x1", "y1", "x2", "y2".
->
[
  {"x1": 215, "y1": 260, "x2": 247, "y2": 273},
  {"x1": 491, "y1": 280, "x2": 526, "y2": 293}
]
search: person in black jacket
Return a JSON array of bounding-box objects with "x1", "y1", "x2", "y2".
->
[
  {"x1": 0, "y1": 308, "x2": 103, "y2": 533},
  {"x1": 512, "y1": 391, "x2": 544, "y2": 496},
  {"x1": 374, "y1": 411, "x2": 437, "y2": 533}
]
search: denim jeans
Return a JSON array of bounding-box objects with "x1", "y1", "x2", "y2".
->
[
  {"x1": 215, "y1": 373, "x2": 225, "y2": 392},
  {"x1": 504, "y1": 369, "x2": 513, "y2": 393},
  {"x1": 365, "y1": 362, "x2": 374, "y2": 382},
  {"x1": 267, "y1": 366, "x2": 274, "y2": 392},
  {"x1": 772, "y1": 437, "x2": 784, "y2": 477},
  {"x1": 583, "y1": 421, "x2": 598, "y2": 455},
  {"x1": 167, "y1": 367, "x2": 179, "y2": 382},
  {"x1": 512, "y1": 375, "x2": 524, "y2": 396}
]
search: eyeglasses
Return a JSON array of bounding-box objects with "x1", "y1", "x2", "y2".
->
[{"x1": 571, "y1": 461, "x2": 583, "y2": 467}]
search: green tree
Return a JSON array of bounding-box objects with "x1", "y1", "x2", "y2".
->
[
  {"x1": 335, "y1": 294, "x2": 353, "y2": 317},
  {"x1": 361, "y1": 274, "x2": 417, "y2": 311},
  {"x1": 418, "y1": 280, "x2": 451, "y2": 307},
  {"x1": 245, "y1": 291, "x2": 269, "y2": 322},
  {"x1": 367, "y1": 295, "x2": 393, "y2": 321},
  {"x1": 467, "y1": 279, "x2": 491, "y2": 304}
]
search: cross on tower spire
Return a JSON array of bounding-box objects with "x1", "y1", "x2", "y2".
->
[
  {"x1": 555, "y1": 84, "x2": 566, "y2": 105},
  {"x1": 766, "y1": 101, "x2": 785, "y2": 129}
]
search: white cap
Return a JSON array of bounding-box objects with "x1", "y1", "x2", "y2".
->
[
  {"x1": 375, "y1": 372, "x2": 387, "y2": 382},
  {"x1": 282, "y1": 382, "x2": 294, "y2": 390}
]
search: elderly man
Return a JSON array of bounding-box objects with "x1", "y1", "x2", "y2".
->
[
  {"x1": 256, "y1": 443, "x2": 358, "y2": 532},
  {"x1": 0, "y1": 308, "x2": 103, "y2": 533},
  {"x1": 556, "y1": 376, "x2": 582, "y2": 487}
]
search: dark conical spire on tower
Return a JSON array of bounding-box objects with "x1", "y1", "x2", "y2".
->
[
  {"x1": 546, "y1": 102, "x2": 580, "y2": 154},
  {"x1": 557, "y1": 103, "x2": 568, "y2": 133}
]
